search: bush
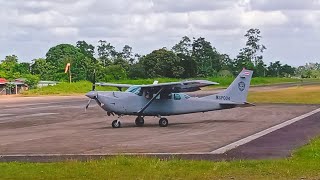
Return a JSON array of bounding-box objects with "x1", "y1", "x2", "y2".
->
[
  {"x1": 23, "y1": 74, "x2": 40, "y2": 89},
  {"x1": 218, "y1": 70, "x2": 233, "y2": 77}
]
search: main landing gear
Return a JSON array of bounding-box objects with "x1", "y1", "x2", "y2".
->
[
  {"x1": 111, "y1": 116, "x2": 169, "y2": 128},
  {"x1": 159, "y1": 118, "x2": 168, "y2": 127},
  {"x1": 135, "y1": 116, "x2": 144, "y2": 127},
  {"x1": 134, "y1": 116, "x2": 168, "y2": 127}
]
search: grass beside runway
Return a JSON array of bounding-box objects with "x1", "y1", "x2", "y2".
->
[
  {"x1": 1, "y1": 137, "x2": 320, "y2": 179},
  {"x1": 248, "y1": 85, "x2": 320, "y2": 104}
]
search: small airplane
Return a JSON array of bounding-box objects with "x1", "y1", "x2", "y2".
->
[{"x1": 85, "y1": 69, "x2": 253, "y2": 128}]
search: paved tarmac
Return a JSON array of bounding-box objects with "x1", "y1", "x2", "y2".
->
[{"x1": 0, "y1": 96, "x2": 319, "y2": 161}]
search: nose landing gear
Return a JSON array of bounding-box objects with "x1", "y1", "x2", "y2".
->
[{"x1": 112, "y1": 115, "x2": 122, "y2": 128}]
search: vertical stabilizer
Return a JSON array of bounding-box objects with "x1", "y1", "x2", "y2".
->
[{"x1": 208, "y1": 69, "x2": 253, "y2": 103}]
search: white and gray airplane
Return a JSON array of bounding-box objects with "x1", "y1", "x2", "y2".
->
[{"x1": 85, "y1": 69, "x2": 253, "y2": 128}]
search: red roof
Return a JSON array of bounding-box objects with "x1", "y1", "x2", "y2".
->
[{"x1": 0, "y1": 78, "x2": 7, "y2": 83}]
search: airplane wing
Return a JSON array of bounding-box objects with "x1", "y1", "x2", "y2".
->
[
  {"x1": 139, "y1": 80, "x2": 219, "y2": 92},
  {"x1": 96, "y1": 82, "x2": 133, "y2": 88},
  {"x1": 96, "y1": 80, "x2": 219, "y2": 93}
]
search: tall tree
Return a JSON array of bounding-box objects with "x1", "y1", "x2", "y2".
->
[
  {"x1": 121, "y1": 45, "x2": 135, "y2": 64},
  {"x1": 0, "y1": 55, "x2": 20, "y2": 79},
  {"x1": 267, "y1": 61, "x2": 282, "y2": 77},
  {"x1": 192, "y1": 37, "x2": 221, "y2": 77},
  {"x1": 17, "y1": 62, "x2": 31, "y2": 75},
  {"x1": 31, "y1": 58, "x2": 54, "y2": 80},
  {"x1": 76, "y1": 41, "x2": 95, "y2": 60},
  {"x1": 235, "y1": 28, "x2": 267, "y2": 75},
  {"x1": 280, "y1": 64, "x2": 296, "y2": 77},
  {"x1": 127, "y1": 62, "x2": 146, "y2": 79},
  {"x1": 97, "y1": 40, "x2": 117, "y2": 66},
  {"x1": 219, "y1": 54, "x2": 234, "y2": 71},
  {"x1": 46, "y1": 44, "x2": 89, "y2": 81},
  {"x1": 172, "y1": 36, "x2": 197, "y2": 78},
  {"x1": 172, "y1": 36, "x2": 192, "y2": 56},
  {"x1": 141, "y1": 48, "x2": 184, "y2": 78}
]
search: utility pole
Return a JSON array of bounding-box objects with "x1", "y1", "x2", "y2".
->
[{"x1": 69, "y1": 65, "x2": 71, "y2": 83}]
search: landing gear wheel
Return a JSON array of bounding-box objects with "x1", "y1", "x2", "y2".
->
[
  {"x1": 135, "y1": 116, "x2": 144, "y2": 127},
  {"x1": 112, "y1": 120, "x2": 121, "y2": 128},
  {"x1": 159, "y1": 118, "x2": 168, "y2": 127}
]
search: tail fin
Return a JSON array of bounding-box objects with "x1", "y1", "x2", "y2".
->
[{"x1": 208, "y1": 69, "x2": 253, "y2": 104}]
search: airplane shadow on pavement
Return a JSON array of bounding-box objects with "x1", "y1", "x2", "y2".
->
[{"x1": 94, "y1": 119, "x2": 246, "y2": 129}]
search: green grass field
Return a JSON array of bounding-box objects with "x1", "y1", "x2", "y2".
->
[
  {"x1": 248, "y1": 85, "x2": 320, "y2": 104},
  {"x1": 1, "y1": 137, "x2": 320, "y2": 180},
  {"x1": 22, "y1": 77, "x2": 303, "y2": 96}
]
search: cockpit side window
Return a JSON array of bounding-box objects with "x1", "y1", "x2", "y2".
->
[
  {"x1": 136, "y1": 88, "x2": 143, "y2": 96},
  {"x1": 174, "y1": 94, "x2": 181, "y2": 100}
]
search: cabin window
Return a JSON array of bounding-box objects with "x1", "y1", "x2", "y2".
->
[
  {"x1": 174, "y1": 94, "x2": 181, "y2": 100},
  {"x1": 155, "y1": 94, "x2": 161, "y2": 100},
  {"x1": 134, "y1": 87, "x2": 142, "y2": 96}
]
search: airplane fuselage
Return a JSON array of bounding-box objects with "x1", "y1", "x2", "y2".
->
[
  {"x1": 97, "y1": 91, "x2": 235, "y2": 116},
  {"x1": 85, "y1": 69, "x2": 253, "y2": 128}
]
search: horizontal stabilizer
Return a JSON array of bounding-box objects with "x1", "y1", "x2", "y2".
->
[
  {"x1": 244, "y1": 102, "x2": 255, "y2": 106},
  {"x1": 219, "y1": 101, "x2": 240, "y2": 105},
  {"x1": 219, "y1": 101, "x2": 255, "y2": 107}
]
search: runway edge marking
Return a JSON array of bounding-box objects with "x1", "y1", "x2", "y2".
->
[{"x1": 210, "y1": 107, "x2": 320, "y2": 154}]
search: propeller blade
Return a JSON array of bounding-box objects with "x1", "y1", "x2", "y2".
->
[
  {"x1": 95, "y1": 93, "x2": 102, "y2": 107},
  {"x1": 85, "y1": 99, "x2": 92, "y2": 112}
]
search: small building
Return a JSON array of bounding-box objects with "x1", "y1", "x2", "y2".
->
[
  {"x1": 0, "y1": 78, "x2": 7, "y2": 95},
  {"x1": 7, "y1": 82, "x2": 28, "y2": 94},
  {"x1": 37, "y1": 81, "x2": 58, "y2": 88},
  {"x1": 0, "y1": 78, "x2": 28, "y2": 95}
]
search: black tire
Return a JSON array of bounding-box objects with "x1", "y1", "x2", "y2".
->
[
  {"x1": 112, "y1": 120, "x2": 121, "y2": 128},
  {"x1": 135, "y1": 116, "x2": 144, "y2": 127},
  {"x1": 159, "y1": 118, "x2": 168, "y2": 127}
]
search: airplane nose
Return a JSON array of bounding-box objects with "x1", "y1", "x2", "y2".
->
[{"x1": 85, "y1": 91, "x2": 97, "y2": 99}]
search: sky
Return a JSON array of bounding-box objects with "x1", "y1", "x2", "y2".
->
[{"x1": 0, "y1": 0, "x2": 319, "y2": 67}]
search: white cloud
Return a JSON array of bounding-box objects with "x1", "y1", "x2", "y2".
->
[
  {"x1": 50, "y1": 27, "x2": 79, "y2": 37},
  {"x1": 241, "y1": 10, "x2": 288, "y2": 27},
  {"x1": 16, "y1": 10, "x2": 74, "y2": 28},
  {"x1": 249, "y1": 0, "x2": 320, "y2": 11},
  {"x1": 303, "y1": 11, "x2": 320, "y2": 28},
  {"x1": 0, "y1": 0, "x2": 319, "y2": 66}
]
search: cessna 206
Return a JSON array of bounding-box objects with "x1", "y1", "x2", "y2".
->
[{"x1": 85, "y1": 69, "x2": 253, "y2": 128}]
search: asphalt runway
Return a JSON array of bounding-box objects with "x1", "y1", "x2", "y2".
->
[{"x1": 0, "y1": 95, "x2": 319, "y2": 162}]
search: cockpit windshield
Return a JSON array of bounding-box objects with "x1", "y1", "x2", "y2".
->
[{"x1": 125, "y1": 86, "x2": 141, "y2": 95}]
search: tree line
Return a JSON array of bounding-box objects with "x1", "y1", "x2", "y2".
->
[{"x1": 0, "y1": 28, "x2": 318, "y2": 88}]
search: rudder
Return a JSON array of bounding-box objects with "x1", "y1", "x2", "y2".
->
[{"x1": 213, "y1": 69, "x2": 253, "y2": 103}]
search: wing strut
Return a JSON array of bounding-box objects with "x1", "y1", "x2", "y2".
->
[{"x1": 137, "y1": 87, "x2": 164, "y2": 115}]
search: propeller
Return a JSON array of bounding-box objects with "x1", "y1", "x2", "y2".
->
[{"x1": 85, "y1": 69, "x2": 102, "y2": 111}]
